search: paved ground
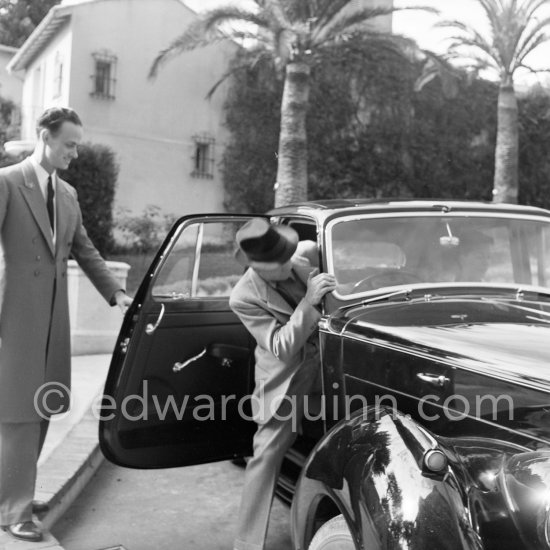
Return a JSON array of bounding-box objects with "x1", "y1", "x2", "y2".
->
[{"x1": 53, "y1": 459, "x2": 291, "y2": 550}]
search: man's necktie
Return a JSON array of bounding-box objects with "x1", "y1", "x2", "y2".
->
[
  {"x1": 276, "y1": 270, "x2": 307, "y2": 309},
  {"x1": 46, "y1": 175, "x2": 54, "y2": 232},
  {"x1": 276, "y1": 283, "x2": 299, "y2": 309}
]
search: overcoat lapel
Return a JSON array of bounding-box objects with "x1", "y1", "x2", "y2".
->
[
  {"x1": 18, "y1": 159, "x2": 55, "y2": 256},
  {"x1": 55, "y1": 180, "x2": 74, "y2": 255}
]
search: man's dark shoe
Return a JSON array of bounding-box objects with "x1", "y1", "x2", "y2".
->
[
  {"x1": 4, "y1": 520, "x2": 43, "y2": 542},
  {"x1": 32, "y1": 499, "x2": 49, "y2": 514}
]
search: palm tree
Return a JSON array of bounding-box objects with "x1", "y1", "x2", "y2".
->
[
  {"x1": 150, "y1": 0, "x2": 434, "y2": 208},
  {"x1": 437, "y1": 0, "x2": 550, "y2": 204}
]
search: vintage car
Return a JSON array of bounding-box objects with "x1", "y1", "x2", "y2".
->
[{"x1": 99, "y1": 200, "x2": 550, "y2": 550}]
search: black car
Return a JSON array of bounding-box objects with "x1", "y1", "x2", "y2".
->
[{"x1": 99, "y1": 200, "x2": 550, "y2": 550}]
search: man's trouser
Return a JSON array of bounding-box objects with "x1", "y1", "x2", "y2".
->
[
  {"x1": 0, "y1": 420, "x2": 49, "y2": 526},
  {"x1": 233, "y1": 390, "x2": 304, "y2": 550}
]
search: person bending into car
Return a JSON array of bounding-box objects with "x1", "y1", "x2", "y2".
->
[{"x1": 229, "y1": 218, "x2": 336, "y2": 550}]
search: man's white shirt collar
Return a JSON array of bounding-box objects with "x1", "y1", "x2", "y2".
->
[{"x1": 29, "y1": 155, "x2": 56, "y2": 199}]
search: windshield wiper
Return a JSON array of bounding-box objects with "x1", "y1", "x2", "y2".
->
[{"x1": 336, "y1": 288, "x2": 413, "y2": 313}]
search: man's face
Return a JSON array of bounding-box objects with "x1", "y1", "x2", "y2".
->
[
  {"x1": 251, "y1": 259, "x2": 293, "y2": 281},
  {"x1": 44, "y1": 121, "x2": 82, "y2": 170}
]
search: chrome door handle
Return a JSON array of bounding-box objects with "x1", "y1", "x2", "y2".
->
[
  {"x1": 145, "y1": 303, "x2": 165, "y2": 335},
  {"x1": 417, "y1": 373, "x2": 450, "y2": 388},
  {"x1": 173, "y1": 348, "x2": 206, "y2": 372}
]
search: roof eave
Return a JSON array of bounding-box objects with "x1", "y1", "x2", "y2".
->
[{"x1": 7, "y1": 5, "x2": 72, "y2": 72}]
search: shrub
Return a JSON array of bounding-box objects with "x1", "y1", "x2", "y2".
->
[
  {"x1": 112, "y1": 205, "x2": 177, "y2": 254},
  {"x1": 108, "y1": 205, "x2": 177, "y2": 295},
  {"x1": 59, "y1": 142, "x2": 119, "y2": 255}
]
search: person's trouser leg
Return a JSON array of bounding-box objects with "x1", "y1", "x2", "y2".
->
[
  {"x1": 37, "y1": 419, "x2": 50, "y2": 461},
  {"x1": 0, "y1": 421, "x2": 44, "y2": 526},
  {"x1": 234, "y1": 395, "x2": 302, "y2": 550}
]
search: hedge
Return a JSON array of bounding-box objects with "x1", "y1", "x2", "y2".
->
[
  {"x1": 59, "y1": 142, "x2": 118, "y2": 255},
  {"x1": 222, "y1": 36, "x2": 550, "y2": 211}
]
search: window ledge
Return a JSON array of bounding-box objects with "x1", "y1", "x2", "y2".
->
[{"x1": 191, "y1": 171, "x2": 214, "y2": 179}]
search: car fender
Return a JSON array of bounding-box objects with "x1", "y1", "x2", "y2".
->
[{"x1": 291, "y1": 407, "x2": 484, "y2": 550}]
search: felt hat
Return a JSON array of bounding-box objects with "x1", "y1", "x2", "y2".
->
[{"x1": 235, "y1": 218, "x2": 298, "y2": 266}]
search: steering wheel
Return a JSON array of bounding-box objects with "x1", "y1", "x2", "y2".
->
[{"x1": 352, "y1": 269, "x2": 422, "y2": 292}]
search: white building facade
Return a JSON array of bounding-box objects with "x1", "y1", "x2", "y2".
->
[{"x1": 9, "y1": 0, "x2": 237, "y2": 216}]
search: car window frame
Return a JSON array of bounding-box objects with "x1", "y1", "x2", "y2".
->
[{"x1": 325, "y1": 211, "x2": 550, "y2": 301}]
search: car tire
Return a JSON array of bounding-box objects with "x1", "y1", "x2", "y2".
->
[{"x1": 308, "y1": 514, "x2": 355, "y2": 549}]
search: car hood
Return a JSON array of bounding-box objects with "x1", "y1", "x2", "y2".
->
[{"x1": 334, "y1": 298, "x2": 550, "y2": 392}]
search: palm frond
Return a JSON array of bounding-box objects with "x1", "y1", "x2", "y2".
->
[
  {"x1": 518, "y1": 62, "x2": 550, "y2": 75},
  {"x1": 518, "y1": 0, "x2": 548, "y2": 22},
  {"x1": 203, "y1": 7, "x2": 269, "y2": 30},
  {"x1": 149, "y1": 6, "x2": 271, "y2": 78},
  {"x1": 439, "y1": 0, "x2": 550, "y2": 81},
  {"x1": 435, "y1": 19, "x2": 504, "y2": 71},
  {"x1": 314, "y1": 31, "x2": 424, "y2": 76},
  {"x1": 205, "y1": 49, "x2": 273, "y2": 99},
  {"x1": 313, "y1": 0, "x2": 359, "y2": 30},
  {"x1": 434, "y1": 19, "x2": 491, "y2": 47},
  {"x1": 262, "y1": 0, "x2": 292, "y2": 31},
  {"x1": 477, "y1": 0, "x2": 506, "y2": 38},
  {"x1": 514, "y1": 16, "x2": 550, "y2": 65},
  {"x1": 445, "y1": 39, "x2": 501, "y2": 75},
  {"x1": 444, "y1": 51, "x2": 495, "y2": 75},
  {"x1": 414, "y1": 51, "x2": 460, "y2": 97},
  {"x1": 314, "y1": 5, "x2": 437, "y2": 46},
  {"x1": 313, "y1": 6, "x2": 392, "y2": 43},
  {"x1": 280, "y1": 0, "x2": 320, "y2": 24}
]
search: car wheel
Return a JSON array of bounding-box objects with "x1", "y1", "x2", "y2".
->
[{"x1": 308, "y1": 515, "x2": 355, "y2": 549}]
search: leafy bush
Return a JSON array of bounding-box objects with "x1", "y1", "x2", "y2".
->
[
  {"x1": 59, "y1": 142, "x2": 119, "y2": 255},
  {"x1": 0, "y1": 95, "x2": 20, "y2": 145},
  {"x1": 518, "y1": 90, "x2": 550, "y2": 210},
  {"x1": 112, "y1": 204, "x2": 177, "y2": 254}
]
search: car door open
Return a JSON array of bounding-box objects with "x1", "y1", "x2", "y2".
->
[{"x1": 100, "y1": 215, "x2": 260, "y2": 468}]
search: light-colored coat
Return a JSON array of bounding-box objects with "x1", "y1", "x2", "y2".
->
[
  {"x1": 0, "y1": 158, "x2": 121, "y2": 422},
  {"x1": 229, "y1": 242, "x2": 321, "y2": 424}
]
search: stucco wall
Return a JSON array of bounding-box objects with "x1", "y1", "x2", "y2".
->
[
  {"x1": 20, "y1": 22, "x2": 72, "y2": 139},
  {"x1": 67, "y1": 0, "x2": 235, "y2": 217}
]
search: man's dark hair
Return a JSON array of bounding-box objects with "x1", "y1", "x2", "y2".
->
[{"x1": 36, "y1": 107, "x2": 82, "y2": 136}]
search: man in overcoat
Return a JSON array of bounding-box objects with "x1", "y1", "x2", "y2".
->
[
  {"x1": 0, "y1": 107, "x2": 132, "y2": 541},
  {"x1": 229, "y1": 218, "x2": 336, "y2": 550}
]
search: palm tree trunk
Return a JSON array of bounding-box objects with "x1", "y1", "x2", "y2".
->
[
  {"x1": 492, "y1": 81, "x2": 518, "y2": 203},
  {"x1": 274, "y1": 62, "x2": 311, "y2": 208}
]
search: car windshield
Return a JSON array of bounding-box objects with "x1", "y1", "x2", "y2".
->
[{"x1": 327, "y1": 214, "x2": 550, "y2": 297}]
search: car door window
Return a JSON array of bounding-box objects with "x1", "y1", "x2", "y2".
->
[{"x1": 151, "y1": 221, "x2": 244, "y2": 300}]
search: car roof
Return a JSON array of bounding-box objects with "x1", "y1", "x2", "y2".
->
[{"x1": 268, "y1": 199, "x2": 550, "y2": 222}]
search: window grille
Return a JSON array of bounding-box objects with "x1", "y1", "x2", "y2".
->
[
  {"x1": 91, "y1": 51, "x2": 117, "y2": 99},
  {"x1": 191, "y1": 134, "x2": 215, "y2": 179}
]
